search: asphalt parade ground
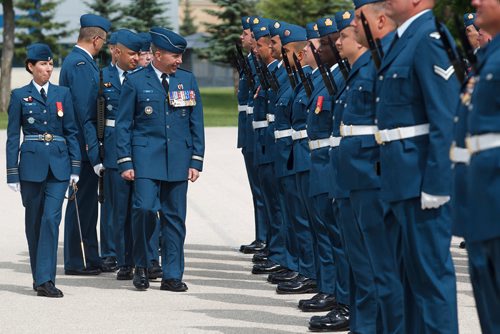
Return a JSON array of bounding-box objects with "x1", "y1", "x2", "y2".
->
[{"x1": 0, "y1": 128, "x2": 480, "y2": 333}]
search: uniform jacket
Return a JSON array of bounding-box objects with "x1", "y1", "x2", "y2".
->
[
  {"x1": 6, "y1": 82, "x2": 81, "y2": 183},
  {"x1": 115, "y1": 64, "x2": 205, "y2": 181}
]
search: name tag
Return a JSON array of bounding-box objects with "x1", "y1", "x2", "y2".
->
[{"x1": 169, "y1": 90, "x2": 197, "y2": 107}]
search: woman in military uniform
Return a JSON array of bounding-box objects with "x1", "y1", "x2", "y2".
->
[{"x1": 6, "y1": 43, "x2": 81, "y2": 298}]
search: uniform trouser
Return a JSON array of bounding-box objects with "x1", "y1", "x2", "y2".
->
[
  {"x1": 334, "y1": 198, "x2": 378, "y2": 334},
  {"x1": 106, "y1": 168, "x2": 133, "y2": 267},
  {"x1": 147, "y1": 218, "x2": 160, "y2": 264},
  {"x1": 296, "y1": 171, "x2": 331, "y2": 286},
  {"x1": 64, "y1": 161, "x2": 101, "y2": 270},
  {"x1": 257, "y1": 162, "x2": 286, "y2": 267},
  {"x1": 21, "y1": 172, "x2": 67, "y2": 286},
  {"x1": 350, "y1": 189, "x2": 404, "y2": 334},
  {"x1": 242, "y1": 148, "x2": 268, "y2": 242},
  {"x1": 132, "y1": 178, "x2": 188, "y2": 280},
  {"x1": 100, "y1": 172, "x2": 115, "y2": 258},
  {"x1": 467, "y1": 237, "x2": 500, "y2": 334},
  {"x1": 277, "y1": 174, "x2": 309, "y2": 274},
  {"x1": 388, "y1": 198, "x2": 458, "y2": 334}
]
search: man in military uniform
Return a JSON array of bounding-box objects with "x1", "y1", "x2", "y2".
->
[
  {"x1": 464, "y1": 0, "x2": 500, "y2": 332},
  {"x1": 464, "y1": 13, "x2": 480, "y2": 52},
  {"x1": 116, "y1": 27, "x2": 205, "y2": 292},
  {"x1": 138, "y1": 32, "x2": 153, "y2": 68},
  {"x1": 59, "y1": 14, "x2": 111, "y2": 276},
  {"x1": 374, "y1": 0, "x2": 459, "y2": 332}
]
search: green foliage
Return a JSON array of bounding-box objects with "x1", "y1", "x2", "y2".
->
[
  {"x1": 84, "y1": 0, "x2": 125, "y2": 26},
  {"x1": 200, "y1": 87, "x2": 237, "y2": 126},
  {"x1": 180, "y1": 0, "x2": 197, "y2": 36},
  {"x1": 434, "y1": 1, "x2": 475, "y2": 48},
  {"x1": 121, "y1": 0, "x2": 171, "y2": 32},
  {"x1": 256, "y1": 0, "x2": 353, "y2": 26},
  {"x1": 202, "y1": 0, "x2": 257, "y2": 65},
  {"x1": 14, "y1": 0, "x2": 72, "y2": 61}
]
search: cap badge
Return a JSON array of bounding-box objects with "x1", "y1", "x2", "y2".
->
[
  {"x1": 274, "y1": 22, "x2": 281, "y2": 29},
  {"x1": 325, "y1": 18, "x2": 333, "y2": 27},
  {"x1": 284, "y1": 30, "x2": 291, "y2": 37},
  {"x1": 468, "y1": 14, "x2": 474, "y2": 19},
  {"x1": 343, "y1": 11, "x2": 351, "y2": 20},
  {"x1": 253, "y1": 18, "x2": 260, "y2": 24}
]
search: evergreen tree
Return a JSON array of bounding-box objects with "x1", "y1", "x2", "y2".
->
[
  {"x1": 180, "y1": 0, "x2": 197, "y2": 36},
  {"x1": 122, "y1": 0, "x2": 171, "y2": 32},
  {"x1": 14, "y1": 0, "x2": 72, "y2": 61},
  {"x1": 84, "y1": 0, "x2": 125, "y2": 27}
]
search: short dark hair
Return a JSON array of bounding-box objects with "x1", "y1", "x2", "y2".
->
[
  {"x1": 25, "y1": 59, "x2": 38, "y2": 74},
  {"x1": 78, "y1": 26, "x2": 106, "y2": 42}
]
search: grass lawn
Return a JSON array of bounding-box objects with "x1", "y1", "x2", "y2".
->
[{"x1": 0, "y1": 86, "x2": 238, "y2": 129}]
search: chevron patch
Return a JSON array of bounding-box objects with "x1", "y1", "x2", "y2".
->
[
  {"x1": 429, "y1": 32, "x2": 441, "y2": 40},
  {"x1": 434, "y1": 65, "x2": 454, "y2": 80}
]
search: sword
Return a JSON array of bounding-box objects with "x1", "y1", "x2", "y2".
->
[{"x1": 70, "y1": 182, "x2": 87, "y2": 269}]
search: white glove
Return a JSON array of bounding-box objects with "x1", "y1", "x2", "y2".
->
[
  {"x1": 421, "y1": 192, "x2": 450, "y2": 210},
  {"x1": 70, "y1": 174, "x2": 79, "y2": 185},
  {"x1": 93, "y1": 163, "x2": 105, "y2": 176},
  {"x1": 8, "y1": 183, "x2": 20, "y2": 192}
]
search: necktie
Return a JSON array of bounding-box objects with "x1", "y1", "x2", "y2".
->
[
  {"x1": 161, "y1": 73, "x2": 169, "y2": 95},
  {"x1": 40, "y1": 87, "x2": 47, "y2": 102},
  {"x1": 121, "y1": 71, "x2": 127, "y2": 85}
]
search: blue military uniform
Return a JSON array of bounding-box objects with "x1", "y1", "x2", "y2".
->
[
  {"x1": 464, "y1": 34, "x2": 500, "y2": 334},
  {"x1": 59, "y1": 14, "x2": 111, "y2": 273},
  {"x1": 116, "y1": 27, "x2": 204, "y2": 289},
  {"x1": 374, "y1": 10, "x2": 459, "y2": 333},
  {"x1": 6, "y1": 44, "x2": 81, "y2": 290}
]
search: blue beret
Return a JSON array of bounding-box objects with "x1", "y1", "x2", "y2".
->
[
  {"x1": 150, "y1": 27, "x2": 187, "y2": 54},
  {"x1": 335, "y1": 10, "x2": 355, "y2": 32},
  {"x1": 317, "y1": 16, "x2": 339, "y2": 37},
  {"x1": 269, "y1": 20, "x2": 286, "y2": 37},
  {"x1": 352, "y1": 0, "x2": 384, "y2": 9},
  {"x1": 280, "y1": 24, "x2": 307, "y2": 45},
  {"x1": 116, "y1": 29, "x2": 143, "y2": 52},
  {"x1": 108, "y1": 32, "x2": 118, "y2": 45},
  {"x1": 463, "y1": 13, "x2": 477, "y2": 28},
  {"x1": 242, "y1": 16, "x2": 251, "y2": 30},
  {"x1": 306, "y1": 22, "x2": 320, "y2": 40},
  {"x1": 138, "y1": 32, "x2": 152, "y2": 52},
  {"x1": 27, "y1": 43, "x2": 53, "y2": 61},
  {"x1": 80, "y1": 14, "x2": 111, "y2": 32},
  {"x1": 252, "y1": 21, "x2": 271, "y2": 40},
  {"x1": 249, "y1": 16, "x2": 263, "y2": 30}
]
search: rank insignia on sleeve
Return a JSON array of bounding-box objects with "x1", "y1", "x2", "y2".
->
[
  {"x1": 315, "y1": 96, "x2": 324, "y2": 114},
  {"x1": 433, "y1": 65, "x2": 454, "y2": 81},
  {"x1": 104, "y1": 82, "x2": 112, "y2": 88},
  {"x1": 56, "y1": 102, "x2": 64, "y2": 117},
  {"x1": 76, "y1": 61, "x2": 86, "y2": 66}
]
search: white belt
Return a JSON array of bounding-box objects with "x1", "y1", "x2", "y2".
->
[
  {"x1": 466, "y1": 133, "x2": 500, "y2": 155},
  {"x1": 274, "y1": 129, "x2": 293, "y2": 139},
  {"x1": 246, "y1": 106, "x2": 254, "y2": 115},
  {"x1": 292, "y1": 129, "x2": 308, "y2": 141},
  {"x1": 340, "y1": 125, "x2": 378, "y2": 137},
  {"x1": 309, "y1": 137, "x2": 340, "y2": 150},
  {"x1": 449, "y1": 145, "x2": 470, "y2": 164},
  {"x1": 238, "y1": 105, "x2": 248, "y2": 113},
  {"x1": 252, "y1": 120, "x2": 269, "y2": 130},
  {"x1": 266, "y1": 114, "x2": 275, "y2": 122},
  {"x1": 105, "y1": 119, "x2": 115, "y2": 127},
  {"x1": 375, "y1": 123, "x2": 430, "y2": 145}
]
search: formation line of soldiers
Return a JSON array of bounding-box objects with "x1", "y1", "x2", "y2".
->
[
  {"x1": 6, "y1": 14, "x2": 205, "y2": 297},
  {"x1": 236, "y1": 0, "x2": 499, "y2": 333}
]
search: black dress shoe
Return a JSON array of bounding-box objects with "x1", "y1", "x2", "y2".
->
[
  {"x1": 133, "y1": 267, "x2": 150, "y2": 290},
  {"x1": 299, "y1": 292, "x2": 323, "y2": 308},
  {"x1": 160, "y1": 279, "x2": 188, "y2": 292},
  {"x1": 117, "y1": 266, "x2": 134, "y2": 280},
  {"x1": 65, "y1": 267, "x2": 101, "y2": 275},
  {"x1": 300, "y1": 293, "x2": 338, "y2": 312},
  {"x1": 240, "y1": 240, "x2": 267, "y2": 254},
  {"x1": 252, "y1": 249, "x2": 269, "y2": 263},
  {"x1": 276, "y1": 275, "x2": 317, "y2": 294},
  {"x1": 267, "y1": 269, "x2": 298, "y2": 284},
  {"x1": 101, "y1": 256, "x2": 118, "y2": 272},
  {"x1": 459, "y1": 241, "x2": 466, "y2": 249},
  {"x1": 309, "y1": 304, "x2": 350, "y2": 332},
  {"x1": 33, "y1": 281, "x2": 37, "y2": 292},
  {"x1": 37, "y1": 281, "x2": 63, "y2": 298},
  {"x1": 252, "y1": 260, "x2": 286, "y2": 274},
  {"x1": 148, "y1": 260, "x2": 162, "y2": 279}
]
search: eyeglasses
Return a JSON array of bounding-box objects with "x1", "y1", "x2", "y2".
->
[{"x1": 94, "y1": 35, "x2": 106, "y2": 43}]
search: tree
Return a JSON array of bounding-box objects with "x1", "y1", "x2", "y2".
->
[
  {"x1": 84, "y1": 0, "x2": 125, "y2": 27},
  {"x1": 434, "y1": 1, "x2": 475, "y2": 40},
  {"x1": 1, "y1": 0, "x2": 15, "y2": 112},
  {"x1": 179, "y1": 0, "x2": 197, "y2": 36},
  {"x1": 14, "y1": 0, "x2": 72, "y2": 62},
  {"x1": 256, "y1": 0, "x2": 353, "y2": 27},
  {"x1": 121, "y1": 0, "x2": 171, "y2": 32}
]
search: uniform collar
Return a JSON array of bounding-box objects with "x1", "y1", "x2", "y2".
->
[
  {"x1": 32, "y1": 80, "x2": 49, "y2": 96},
  {"x1": 151, "y1": 61, "x2": 169, "y2": 83},
  {"x1": 330, "y1": 63, "x2": 339, "y2": 72},
  {"x1": 397, "y1": 9, "x2": 431, "y2": 38},
  {"x1": 115, "y1": 64, "x2": 127, "y2": 84},
  {"x1": 75, "y1": 45, "x2": 94, "y2": 60}
]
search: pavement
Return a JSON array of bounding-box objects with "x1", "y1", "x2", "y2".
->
[{"x1": 0, "y1": 127, "x2": 480, "y2": 333}]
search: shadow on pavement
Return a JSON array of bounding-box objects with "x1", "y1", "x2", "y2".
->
[
  {"x1": 190, "y1": 326, "x2": 305, "y2": 334},
  {"x1": 188, "y1": 309, "x2": 308, "y2": 327},
  {"x1": 189, "y1": 293, "x2": 298, "y2": 308}
]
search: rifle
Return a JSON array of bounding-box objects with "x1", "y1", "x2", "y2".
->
[
  {"x1": 327, "y1": 36, "x2": 350, "y2": 80},
  {"x1": 281, "y1": 47, "x2": 297, "y2": 89},
  {"x1": 232, "y1": 51, "x2": 243, "y2": 74},
  {"x1": 257, "y1": 53, "x2": 280, "y2": 91},
  {"x1": 310, "y1": 42, "x2": 337, "y2": 96},
  {"x1": 251, "y1": 51, "x2": 270, "y2": 90},
  {"x1": 96, "y1": 56, "x2": 105, "y2": 204},
  {"x1": 360, "y1": 10, "x2": 383, "y2": 70},
  {"x1": 434, "y1": 17, "x2": 466, "y2": 83},
  {"x1": 453, "y1": 14, "x2": 477, "y2": 72},
  {"x1": 292, "y1": 52, "x2": 313, "y2": 98},
  {"x1": 235, "y1": 44, "x2": 256, "y2": 89}
]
